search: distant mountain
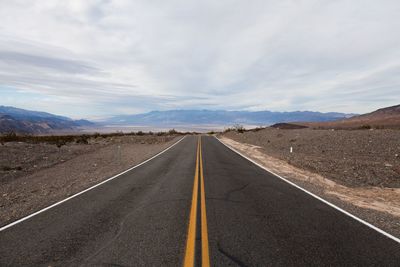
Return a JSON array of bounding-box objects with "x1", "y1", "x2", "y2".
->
[
  {"x1": 0, "y1": 106, "x2": 71, "y2": 121},
  {"x1": 304, "y1": 104, "x2": 400, "y2": 129},
  {"x1": 102, "y1": 109, "x2": 355, "y2": 126},
  {"x1": 0, "y1": 106, "x2": 95, "y2": 134}
]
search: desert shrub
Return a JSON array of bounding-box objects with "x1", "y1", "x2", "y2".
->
[
  {"x1": 0, "y1": 129, "x2": 183, "y2": 145},
  {"x1": 75, "y1": 135, "x2": 89, "y2": 144},
  {"x1": 359, "y1": 125, "x2": 372, "y2": 130},
  {"x1": 233, "y1": 124, "x2": 245, "y2": 133},
  {"x1": 2, "y1": 166, "x2": 11, "y2": 171},
  {"x1": 168, "y1": 129, "x2": 178, "y2": 135},
  {"x1": 223, "y1": 127, "x2": 232, "y2": 133},
  {"x1": 1, "y1": 132, "x2": 18, "y2": 142},
  {"x1": 2, "y1": 166, "x2": 22, "y2": 171},
  {"x1": 56, "y1": 140, "x2": 66, "y2": 148},
  {"x1": 207, "y1": 131, "x2": 215, "y2": 135}
]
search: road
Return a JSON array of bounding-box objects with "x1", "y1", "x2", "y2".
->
[{"x1": 0, "y1": 135, "x2": 399, "y2": 266}]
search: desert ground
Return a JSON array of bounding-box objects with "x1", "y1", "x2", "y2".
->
[
  {"x1": 221, "y1": 127, "x2": 400, "y2": 237},
  {"x1": 0, "y1": 133, "x2": 180, "y2": 226}
]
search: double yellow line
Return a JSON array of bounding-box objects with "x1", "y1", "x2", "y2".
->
[{"x1": 184, "y1": 136, "x2": 210, "y2": 267}]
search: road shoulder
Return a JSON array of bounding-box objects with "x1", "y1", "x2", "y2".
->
[{"x1": 218, "y1": 136, "x2": 400, "y2": 239}]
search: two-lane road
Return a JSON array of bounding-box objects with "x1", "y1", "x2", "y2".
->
[{"x1": 1, "y1": 135, "x2": 399, "y2": 266}]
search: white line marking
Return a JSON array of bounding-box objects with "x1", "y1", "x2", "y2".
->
[
  {"x1": 215, "y1": 136, "x2": 400, "y2": 244},
  {"x1": 0, "y1": 136, "x2": 186, "y2": 232}
]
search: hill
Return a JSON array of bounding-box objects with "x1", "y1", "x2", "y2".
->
[
  {"x1": 304, "y1": 104, "x2": 400, "y2": 129},
  {"x1": 102, "y1": 110, "x2": 354, "y2": 126},
  {"x1": 0, "y1": 106, "x2": 94, "y2": 134}
]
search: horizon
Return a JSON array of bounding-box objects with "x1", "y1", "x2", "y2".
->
[{"x1": 1, "y1": 1, "x2": 400, "y2": 118}]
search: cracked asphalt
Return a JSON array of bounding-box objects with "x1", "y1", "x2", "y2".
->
[{"x1": 0, "y1": 135, "x2": 400, "y2": 266}]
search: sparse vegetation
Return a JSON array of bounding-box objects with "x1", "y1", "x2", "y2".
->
[
  {"x1": 2, "y1": 166, "x2": 22, "y2": 171},
  {"x1": 168, "y1": 129, "x2": 178, "y2": 135},
  {"x1": 0, "y1": 129, "x2": 186, "y2": 145},
  {"x1": 223, "y1": 124, "x2": 247, "y2": 133},
  {"x1": 223, "y1": 127, "x2": 232, "y2": 133},
  {"x1": 233, "y1": 124, "x2": 245, "y2": 133},
  {"x1": 359, "y1": 124, "x2": 372, "y2": 130}
]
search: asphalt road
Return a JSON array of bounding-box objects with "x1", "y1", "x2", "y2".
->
[{"x1": 0, "y1": 135, "x2": 399, "y2": 266}]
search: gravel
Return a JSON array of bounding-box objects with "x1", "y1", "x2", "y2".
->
[{"x1": 223, "y1": 128, "x2": 400, "y2": 188}]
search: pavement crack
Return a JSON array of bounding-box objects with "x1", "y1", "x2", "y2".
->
[
  {"x1": 83, "y1": 213, "x2": 130, "y2": 264},
  {"x1": 83, "y1": 197, "x2": 187, "y2": 264},
  {"x1": 224, "y1": 183, "x2": 250, "y2": 201},
  {"x1": 217, "y1": 243, "x2": 249, "y2": 267}
]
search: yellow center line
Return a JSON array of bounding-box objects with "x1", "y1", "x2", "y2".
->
[
  {"x1": 183, "y1": 136, "x2": 211, "y2": 267},
  {"x1": 200, "y1": 137, "x2": 211, "y2": 267},
  {"x1": 183, "y1": 138, "x2": 200, "y2": 267}
]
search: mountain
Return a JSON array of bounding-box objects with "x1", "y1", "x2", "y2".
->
[
  {"x1": 102, "y1": 109, "x2": 355, "y2": 126},
  {"x1": 0, "y1": 106, "x2": 95, "y2": 134},
  {"x1": 304, "y1": 104, "x2": 400, "y2": 129},
  {"x1": 0, "y1": 106, "x2": 71, "y2": 121}
]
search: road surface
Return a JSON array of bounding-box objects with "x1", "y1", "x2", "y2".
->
[{"x1": 0, "y1": 135, "x2": 399, "y2": 266}]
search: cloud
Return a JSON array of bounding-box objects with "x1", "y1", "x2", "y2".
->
[
  {"x1": 0, "y1": 51, "x2": 98, "y2": 74},
  {"x1": 0, "y1": 0, "x2": 400, "y2": 118}
]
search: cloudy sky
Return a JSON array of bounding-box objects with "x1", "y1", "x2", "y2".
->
[{"x1": 0, "y1": 0, "x2": 399, "y2": 118}]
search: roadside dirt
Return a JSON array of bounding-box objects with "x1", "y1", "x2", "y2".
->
[
  {"x1": 0, "y1": 135, "x2": 180, "y2": 226},
  {"x1": 219, "y1": 135, "x2": 400, "y2": 238},
  {"x1": 223, "y1": 128, "x2": 400, "y2": 188}
]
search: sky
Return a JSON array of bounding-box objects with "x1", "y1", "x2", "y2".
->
[{"x1": 0, "y1": 0, "x2": 399, "y2": 119}]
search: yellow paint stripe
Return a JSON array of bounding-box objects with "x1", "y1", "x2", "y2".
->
[
  {"x1": 183, "y1": 138, "x2": 200, "y2": 267},
  {"x1": 199, "y1": 137, "x2": 211, "y2": 267}
]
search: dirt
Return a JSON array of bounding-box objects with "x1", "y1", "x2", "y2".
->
[
  {"x1": 219, "y1": 134, "x2": 400, "y2": 238},
  {"x1": 0, "y1": 135, "x2": 180, "y2": 226},
  {"x1": 223, "y1": 128, "x2": 400, "y2": 188}
]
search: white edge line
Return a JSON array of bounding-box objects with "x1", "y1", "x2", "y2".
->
[
  {"x1": 215, "y1": 136, "x2": 400, "y2": 244},
  {"x1": 0, "y1": 136, "x2": 186, "y2": 232}
]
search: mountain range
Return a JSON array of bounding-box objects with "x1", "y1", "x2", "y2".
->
[
  {"x1": 0, "y1": 105, "x2": 364, "y2": 134},
  {"x1": 0, "y1": 106, "x2": 94, "y2": 134},
  {"x1": 304, "y1": 104, "x2": 400, "y2": 129},
  {"x1": 1, "y1": 104, "x2": 399, "y2": 134},
  {"x1": 102, "y1": 110, "x2": 354, "y2": 126}
]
